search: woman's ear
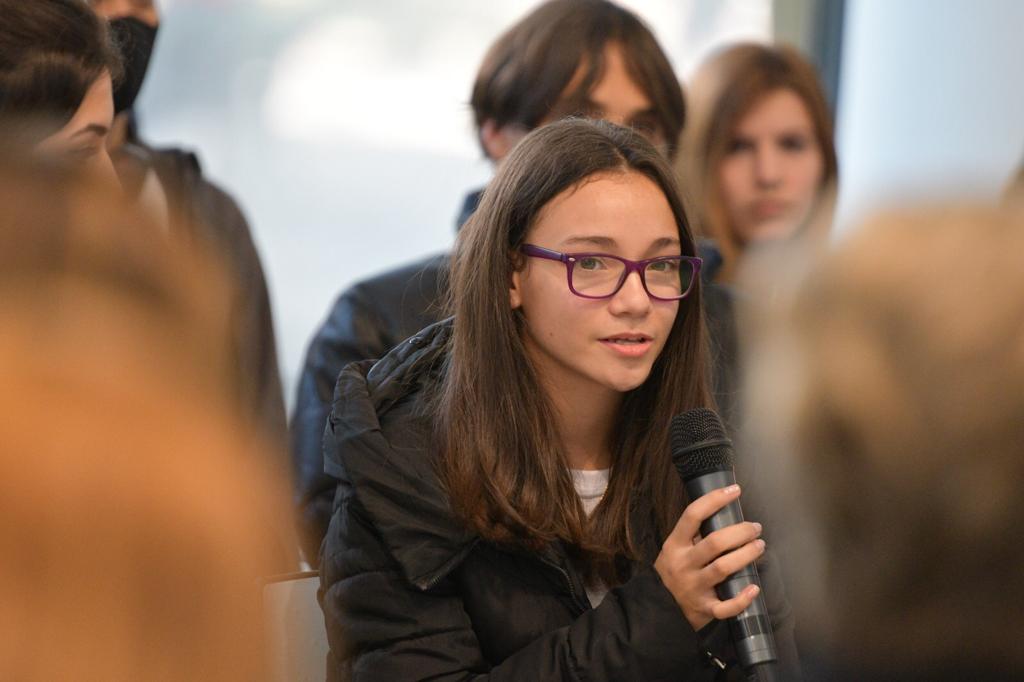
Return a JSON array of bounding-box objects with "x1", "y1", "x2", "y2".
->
[{"x1": 509, "y1": 268, "x2": 523, "y2": 309}]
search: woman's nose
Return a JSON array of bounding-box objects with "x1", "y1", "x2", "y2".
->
[
  {"x1": 608, "y1": 270, "x2": 652, "y2": 315},
  {"x1": 754, "y1": 145, "x2": 782, "y2": 187}
]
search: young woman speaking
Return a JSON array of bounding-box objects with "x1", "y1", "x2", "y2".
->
[{"x1": 320, "y1": 119, "x2": 799, "y2": 681}]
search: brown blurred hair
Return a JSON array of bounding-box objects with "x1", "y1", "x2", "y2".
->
[
  {"x1": 680, "y1": 43, "x2": 837, "y2": 273},
  {"x1": 0, "y1": 150, "x2": 289, "y2": 681},
  {"x1": 471, "y1": 0, "x2": 685, "y2": 159},
  {"x1": 749, "y1": 204, "x2": 1024, "y2": 671},
  {"x1": 437, "y1": 119, "x2": 711, "y2": 584},
  {"x1": 0, "y1": 0, "x2": 122, "y2": 143}
]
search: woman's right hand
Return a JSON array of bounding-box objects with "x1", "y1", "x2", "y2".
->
[{"x1": 653, "y1": 484, "x2": 765, "y2": 631}]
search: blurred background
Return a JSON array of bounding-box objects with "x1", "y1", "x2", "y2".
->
[{"x1": 135, "y1": 0, "x2": 1024, "y2": 407}]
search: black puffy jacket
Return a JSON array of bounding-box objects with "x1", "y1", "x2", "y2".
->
[
  {"x1": 291, "y1": 252, "x2": 448, "y2": 560},
  {"x1": 319, "y1": 318, "x2": 798, "y2": 681}
]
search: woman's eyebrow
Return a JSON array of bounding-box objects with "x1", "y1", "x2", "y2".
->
[
  {"x1": 561, "y1": 236, "x2": 681, "y2": 252},
  {"x1": 649, "y1": 236, "x2": 680, "y2": 249},
  {"x1": 563, "y1": 235, "x2": 617, "y2": 248}
]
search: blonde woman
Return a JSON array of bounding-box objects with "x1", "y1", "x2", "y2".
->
[{"x1": 681, "y1": 43, "x2": 838, "y2": 284}]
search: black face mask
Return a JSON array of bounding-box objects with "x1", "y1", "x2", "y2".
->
[{"x1": 109, "y1": 17, "x2": 159, "y2": 114}]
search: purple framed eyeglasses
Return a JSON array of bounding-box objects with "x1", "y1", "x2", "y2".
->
[{"x1": 520, "y1": 244, "x2": 702, "y2": 301}]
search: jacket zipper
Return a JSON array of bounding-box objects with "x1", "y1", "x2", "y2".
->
[
  {"x1": 415, "y1": 539, "x2": 478, "y2": 591},
  {"x1": 538, "y1": 551, "x2": 590, "y2": 615}
]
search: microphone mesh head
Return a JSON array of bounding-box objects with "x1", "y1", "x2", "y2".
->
[{"x1": 670, "y1": 409, "x2": 734, "y2": 480}]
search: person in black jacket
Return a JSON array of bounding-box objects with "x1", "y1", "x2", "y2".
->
[
  {"x1": 295, "y1": 0, "x2": 739, "y2": 564},
  {"x1": 88, "y1": 0, "x2": 289, "y2": 454},
  {"x1": 320, "y1": 119, "x2": 799, "y2": 681}
]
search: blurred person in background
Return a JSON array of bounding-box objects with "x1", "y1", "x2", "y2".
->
[
  {"x1": 86, "y1": 0, "x2": 289, "y2": 455},
  {"x1": 679, "y1": 43, "x2": 838, "y2": 285},
  {"x1": 0, "y1": 0, "x2": 122, "y2": 185},
  {"x1": 746, "y1": 205, "x2": 1024, "y2": 680},
  {"x1": 0, "y1": 148, "x2": 290, "y2": 681},
  {"x1": 293, "y1": 0, "x2": 741, "y2": 565},
  {"x1": 320, "y1": 118, "x2": 799, "y2": 681}
]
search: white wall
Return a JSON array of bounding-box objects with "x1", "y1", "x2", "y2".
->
[{"x1": 834, "y1": 0, "x2": 1024, "y2": 234}]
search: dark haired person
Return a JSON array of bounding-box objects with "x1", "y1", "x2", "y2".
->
[
  {"x1": 320, "y1": 118, "x2": 798, "y2": 680},
  {"x1": 293, "y1": 0, "x2": 739, "y2": 564},
  {"x1": 0, "y1": 0, "x2": 121, "y2": 184},
  {"x1": 85, "y1": 0, "x2": 289, "y2": 453}
]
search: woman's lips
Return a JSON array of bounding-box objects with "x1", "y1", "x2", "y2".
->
[
  {"x1": 751, "y1": 200, "x2": 788, "y2": 220},
  {"x1": 599, "y1": 335, "x2": 653, "y2": 358}
]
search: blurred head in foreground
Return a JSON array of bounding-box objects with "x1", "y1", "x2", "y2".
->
[
  {"x1": 681, "y1": 43, "x2": 837, "y2": 283},
  {"x1": 747, "y1": 205, "x2": 1024, "y2": 679},
  {"x1": 0, "y1": 151, "x2": 287, "y2": 681}
]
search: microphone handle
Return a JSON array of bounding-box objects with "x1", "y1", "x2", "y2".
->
[
  {"x1": 746, "y1": 663, "x2": 780, "y2": 682},
  {"x1": 684, "y1": 469, "x2": 779, "y2": 673}
]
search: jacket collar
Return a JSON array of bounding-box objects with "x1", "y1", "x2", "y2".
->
[{"x1": 324, "y1": 318, "x2": 478, "y2": 590}]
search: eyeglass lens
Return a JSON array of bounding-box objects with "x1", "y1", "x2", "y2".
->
[{"x1": 571, "y1": 256, "x2": 694, "y2": 299}]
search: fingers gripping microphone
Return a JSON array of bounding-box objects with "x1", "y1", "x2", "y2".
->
[{"x1": 671, "y1": 409, "x2": 779, "y2": 680}]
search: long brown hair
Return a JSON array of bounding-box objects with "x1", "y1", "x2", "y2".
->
[
  {"x1": 437, "y1": 119, "x2": 710, "y2": 582},
  {"x1": 470, "y1": 0, "x2": 686, "y2": 159},
  {"x1": 680, "y1": 43, "x2": 838, "y2": 277}
]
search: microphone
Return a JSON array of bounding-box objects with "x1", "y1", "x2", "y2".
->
[{"x1": 670, "y1": 408, "x2": 779, "y2": 681}]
